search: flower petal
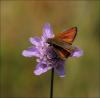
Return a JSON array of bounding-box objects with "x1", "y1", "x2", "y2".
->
[
  {"x1": 29, "y1": 37, "x2": 41, "y2": 46},
  {"x1": 42, "y1": 23, "x2": 54, "y2": 40},
  {"x1": 22, "y1": 46, "x2": 40, "y2": 57},
  {"x1": 54, "y1": 59, "x2": 65, "y2": 77},
  {"x1": 34, "y1": 61, "x2": 52, "y2": 75},
  {"x1": 71, "y1": 46, "x2": 83, "y2": 57}
]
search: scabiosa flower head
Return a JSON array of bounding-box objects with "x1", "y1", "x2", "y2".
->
[
  {"x1": 22, "y1": 23, "x2": 83, "y2": 77},
  {"x1": 22, "y1": 23, "x2": 56, "y2": 75}
]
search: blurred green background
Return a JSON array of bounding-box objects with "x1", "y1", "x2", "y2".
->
[{"x1": 0, "y1": 1, "x2": 100, "y2": 98}]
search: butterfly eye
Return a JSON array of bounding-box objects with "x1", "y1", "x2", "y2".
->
[{"x1": 47, "y1": 38, "x2": 52, "y2": 43}]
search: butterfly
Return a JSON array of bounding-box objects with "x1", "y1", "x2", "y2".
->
[{"x1": 47, "y1": 27, "x2": 77, "y2": 59}]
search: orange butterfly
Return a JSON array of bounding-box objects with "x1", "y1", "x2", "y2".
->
[{"x1": 47, "y1": 27, "x2": 77, "y2": 59}]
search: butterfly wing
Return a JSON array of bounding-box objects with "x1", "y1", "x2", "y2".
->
[
  {"x1": 51, "y1": 44, "x2": 70, "y2": 59},
  {"x1": 55, "y1": 27, "x2": 77, "y2": 44}
]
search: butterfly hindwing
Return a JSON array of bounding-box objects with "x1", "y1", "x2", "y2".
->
[{"x1": 53, "y1": 45, "x2": 71, "y2": 59}]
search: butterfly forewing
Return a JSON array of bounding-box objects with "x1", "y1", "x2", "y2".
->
[{"x1": 55, "y1": 27, "x2": 77, "y2": 44}]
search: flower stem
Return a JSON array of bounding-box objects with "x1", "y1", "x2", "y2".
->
[{"x1": 50, "y1": 68, "x2": 54, "y2": 98}]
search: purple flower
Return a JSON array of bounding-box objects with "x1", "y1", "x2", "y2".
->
[
  {"x1": 70, "y1": 46, "x2": 83, "y2": 57},
  {"x1": 22, "y1": 23, "x2": 83, "y2": 77}
]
